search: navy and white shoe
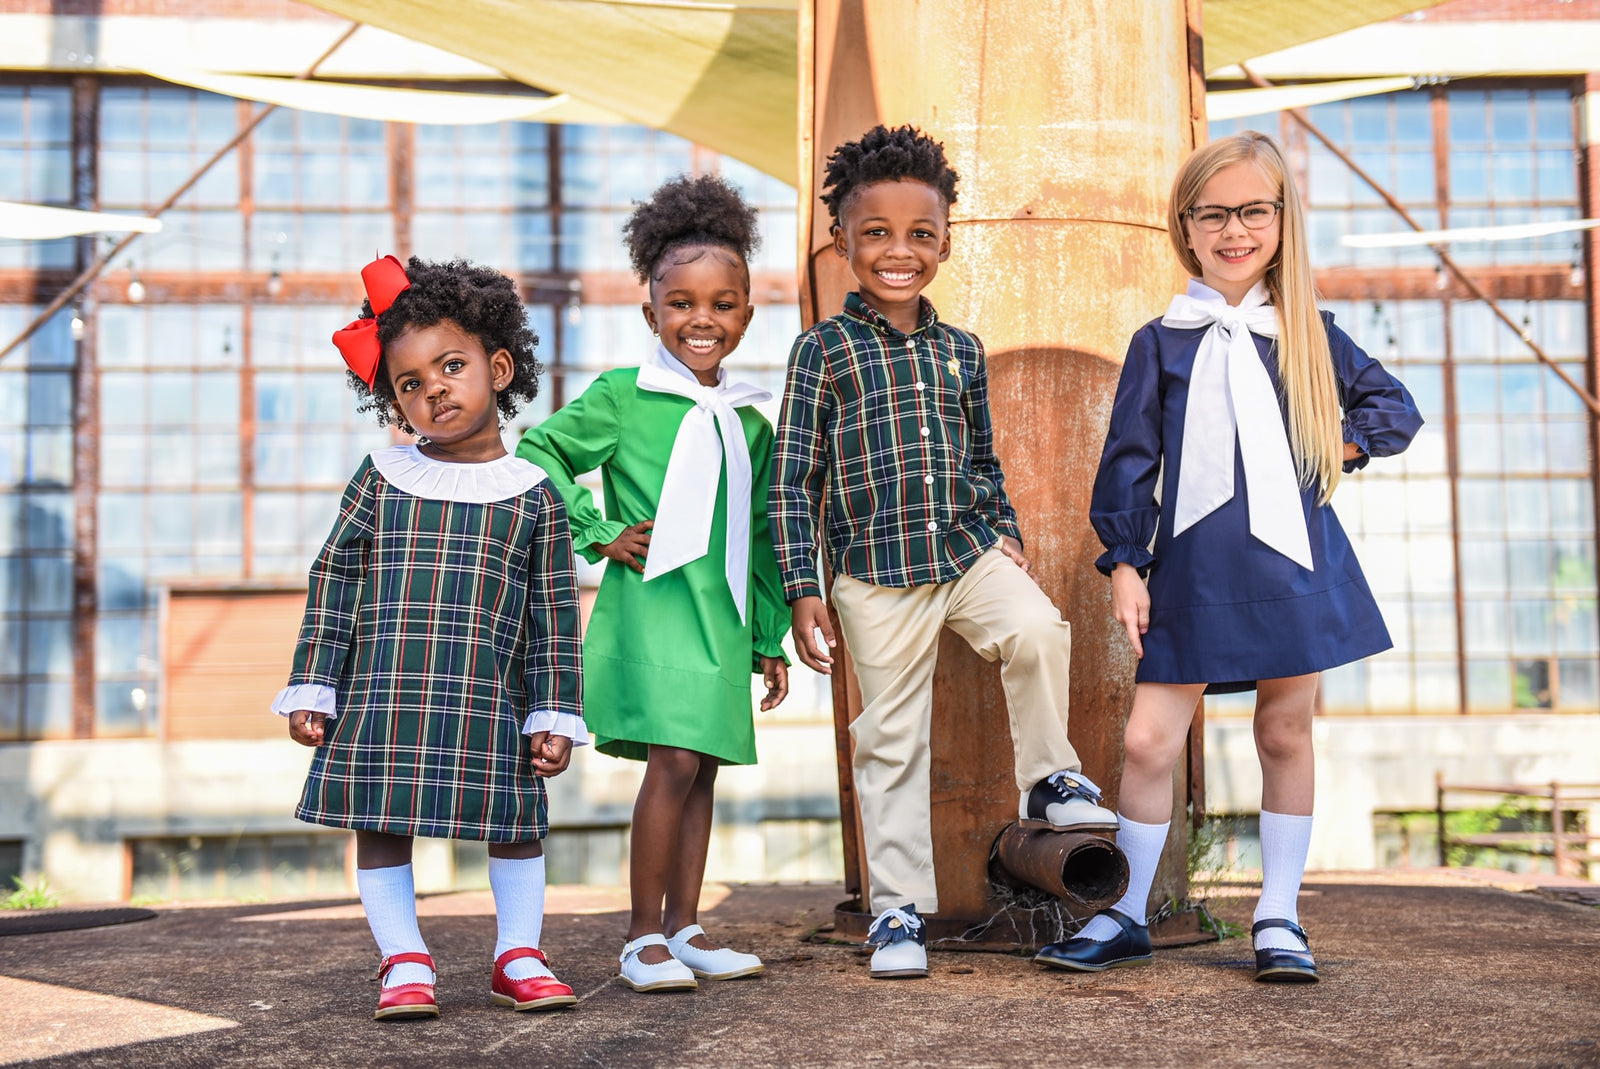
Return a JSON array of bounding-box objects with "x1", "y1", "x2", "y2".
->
[
  {"x1": 1020, "y1": 770, "x2": 1119, "y2": 831},
  {"x1": 1034, "y1": 908, "x2": 1153, "y2": 972},
  {"x1": 1252, "y1": 919, "x2": 1319, "y2": 983},
  {"x1": 866, "y1": 905, "x2": 928, "y2": 979}
]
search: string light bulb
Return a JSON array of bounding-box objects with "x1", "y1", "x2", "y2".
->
[
  {"x1": 126, "y1": 268, "x2": 145, "y2": 304},
  {"x1": 69, "y1": 306, "x2": 85, "y2": 341},
  {"x1": 1435, "y1": 263, "x2": 1448, "y2": 291}
]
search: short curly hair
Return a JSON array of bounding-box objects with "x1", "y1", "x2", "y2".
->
[
  {"x1": 344, "y1": 256, "x2": 542, "y2": 433},
  {"x1": 819, "y1": 124, "x2": 960, "y2": 226},
  {"x1": 622, "y1": 174, "x2": 760, "y2": 288}
]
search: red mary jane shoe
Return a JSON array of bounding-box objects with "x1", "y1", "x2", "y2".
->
[
  {"x1": 374, "y1": 952, "x2": 439, "y2": 1021},
  {"x1": 491, "y1": 947, "x2": 578, "y2": 1011}
]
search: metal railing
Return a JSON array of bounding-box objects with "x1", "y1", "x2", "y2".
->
[{"x1": 1435, "y1": 773, "x2": 1600, "y2": 879}]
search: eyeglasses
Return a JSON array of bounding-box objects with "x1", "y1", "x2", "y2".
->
[{"x1": 1184, "y1": 201, "x2": 1283, "y2": 233}]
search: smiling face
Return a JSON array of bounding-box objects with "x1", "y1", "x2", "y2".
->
[
  {"x1": 1183, "y1": 160, "x2": 1282, "y2": 306},
  {"x1": 641, "y1": 246, "x2": 754, "y2": 386},
  {"x1": 833, "y1": 179, "x2": 951, "y2": 333},
  {"x1": 386, "y1": 319, "x2": 513, "y2": 462}
]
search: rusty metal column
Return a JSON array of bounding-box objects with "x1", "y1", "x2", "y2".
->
[{"x1": 801, "y1": 0, "x2": 1201, "y2": 936}]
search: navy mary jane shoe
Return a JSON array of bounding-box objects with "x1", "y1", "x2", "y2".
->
[
  {"x1": 1252, "y1": 918, "x2": 1319, "y2": 983},
  {"x1": 1034, "y1": 908, "x2": 1153, "y2": 972}
]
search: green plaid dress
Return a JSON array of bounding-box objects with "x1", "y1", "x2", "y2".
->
[{"x1": 287, "y1": 450, "x2": 583, "y2": 842}]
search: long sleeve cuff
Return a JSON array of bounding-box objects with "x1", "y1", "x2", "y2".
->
[
  {"x1": 521, "y1": 710, "x2": 591, "y2": 745},
  {"x1": 272, "y1": 683, "x2": 338, "y2": 719},
  {"x1": 1095, "y1": 544, "x2": 1155, "y2": 578},
  {"x1": 1342, "y1": 420, "x2": 1372, "y2": 473},
  {"x1": 573, "y1": 519, "x2": 628, "y2": 566},
  {"x1": 781, "y1": 573, "x2": 823, "y2": 604}
]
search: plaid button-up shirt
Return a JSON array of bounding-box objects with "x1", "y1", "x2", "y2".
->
[{"x1": 770, "y1": 292, "x2": 1022, "y2": 602}]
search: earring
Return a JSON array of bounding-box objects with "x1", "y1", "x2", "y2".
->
[{"x1": 652, "y1": 329, "x2": 660, "y2": 338}]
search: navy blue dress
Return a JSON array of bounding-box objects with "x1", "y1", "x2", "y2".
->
[{"x1": 1090, "y1": 311, "x2": 1424, "y2": 692}]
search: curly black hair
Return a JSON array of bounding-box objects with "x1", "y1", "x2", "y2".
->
[
  {"x1": 344, "y1": 256, "x2": 542, "y2": 433},
  {"x1": 621, "y1": 173, "x2": 760, "y2": 288},
  {"x1": 819, "y1": 124, "x2": 960, "y2": 226}
]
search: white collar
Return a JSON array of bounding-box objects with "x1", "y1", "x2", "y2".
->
[{"x1": 370, "y1": 445, "x2": 549, "y2": 504}]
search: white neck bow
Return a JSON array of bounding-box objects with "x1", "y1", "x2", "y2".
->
[
  {"x1": 634, "y1": 345, "x2": 772, "y2": 622},
  {"x1": 1162, "y1": 280, "x2": 1313, "y2": 571}
]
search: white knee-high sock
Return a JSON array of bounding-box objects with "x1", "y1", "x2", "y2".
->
[
  {"x1": 489, "y1": 854, "x2": 553, "y2": 981},
  {"x1": 357, "y1": 864, "x2": 433, "y2": 987},
  {"x1": 1254, "y1": 810, "x2": 1314, "y2": 952},
  {"x1": 1077, "y1": 815, "x2": 1170, "y2": 941}
]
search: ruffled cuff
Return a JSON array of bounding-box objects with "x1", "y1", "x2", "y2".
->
[
  {"x1": 521, "y1": 710, "x2": 591, "y2": 745},
  {"x1": 1342, "y1": 420, "x2": 1372, "y2": 473},
  {"x1": 574, "y1": 519, "x2": 629, "y2": 566},
  {"x1": 1095, "y1": 544, "x2": 1155, "y2": 578},
  {"x1": 272, "y1": 683, "x2": 338, "y2": 719},
  {"x1": 751, "y1": 634, "x2": 790, "y2": 673}
]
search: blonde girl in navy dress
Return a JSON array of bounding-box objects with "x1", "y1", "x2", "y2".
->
[
  {"x1": 273, "y1": 256, "x2": 587, "y2": 1020},
  {"x1": 1035, "y1": 133, "x2": 1422, "y2": 982}
]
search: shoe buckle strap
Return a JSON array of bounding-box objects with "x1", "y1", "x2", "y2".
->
[
  {"x1": 496, "y1": 946, "x2": 549, "y2": 969},
  {"x1": 375, "y1": 951, "x2": 435, "y2": 982},
  {"x1": 620, "y1": 933, "x2": 670, "y2": 964}
]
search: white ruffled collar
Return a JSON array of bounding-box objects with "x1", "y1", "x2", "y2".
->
[{"x1": 370, "y1": 445, "x2": 549, "y2": 504}]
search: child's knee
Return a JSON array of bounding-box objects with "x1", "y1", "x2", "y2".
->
[
  {"x1": 648, "y1": 745, "x2": 704, "y2": 784},
  {"x1": 1123, "y1": 718, "x2": 1180, "y2": 771},
  {"x1": 1253, "y1": 715, "x2": 1311, "y2": 764}
]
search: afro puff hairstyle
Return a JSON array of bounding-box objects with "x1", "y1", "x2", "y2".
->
[
  {"x1": 621, "y1": 173, "x2": 761, "y2": 288},
  {"x1": 344, "y1": 256, "x2": 542, "y2": 433},
  {"x1": 819, "y1": 124, "x2": 960, "y2": 227}
]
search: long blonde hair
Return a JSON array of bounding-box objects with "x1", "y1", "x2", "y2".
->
[{"x1": 1166, "y1": 132, "x2": 1342, "y2": 504}]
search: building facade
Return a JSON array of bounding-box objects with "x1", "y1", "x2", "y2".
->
[{"x1": 1, "y1": 0, "x2": 1598, "y2": 898}]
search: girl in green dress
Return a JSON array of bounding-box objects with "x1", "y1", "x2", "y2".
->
[{"x1": 517, "y1": 175, "x2": 790, "y2": 993}]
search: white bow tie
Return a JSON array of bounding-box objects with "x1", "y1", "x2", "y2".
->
[
  {"x1": 635, "y1": 345, "x2": 772, "y2": 623},
  {"x1": 1161, "y1": 281, "x2": 1313, "y2": 571}
]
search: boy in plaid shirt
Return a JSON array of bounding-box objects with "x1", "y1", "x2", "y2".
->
[{"x1": 770, "y1": 125, "x2": 1117, "y2": 979}]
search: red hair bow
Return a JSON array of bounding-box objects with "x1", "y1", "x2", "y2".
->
[{"x1": 331, "y1": 255, "x2": 411, "y2": 387}]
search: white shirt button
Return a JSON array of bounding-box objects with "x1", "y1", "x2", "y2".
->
[
  {"x1": 927, "y1": 521, "x2": 938, "y2": 532},
  {"x1": 924, "y1": 474, "x2": 934, "y2": 484},
  {"x1": 920, "y1": 426, "x2": 930, "y2": 436},
  {"x1": 906, "y1": 341, "x2": 916, "y2": 350},
  {"x1": 914, "y1": 381, "x2": 926, "y2": 392}
]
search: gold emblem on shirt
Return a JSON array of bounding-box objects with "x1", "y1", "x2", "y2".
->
[{"x1": 946, "y1": 357, "x2": 960, "y2": 377}]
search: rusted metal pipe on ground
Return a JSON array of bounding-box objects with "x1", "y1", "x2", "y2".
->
[{"x1": 993, "y1": 824, "x2": 1129, "y2": 909}]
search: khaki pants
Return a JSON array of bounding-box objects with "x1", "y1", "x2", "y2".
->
[{"x1": 832, "y1": 548, "x2": 1081, "y2": 914}]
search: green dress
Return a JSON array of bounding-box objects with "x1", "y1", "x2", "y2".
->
[{"x1": 516, "y1": 368, "x2": 789, "y2": 765}]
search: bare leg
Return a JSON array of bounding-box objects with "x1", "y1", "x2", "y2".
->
[
  {"x1": 356, "y1": 830, "x2": 414, "y2": 869},
  {"x1": 487, "y1": 841, "x2": 544, "y2": 859},
  {"x1": 1116, "y1": 682, "x2": 1207, "y2": 824},
  {"x1": 662, "y1": 756, "x2": 720, "y2": 949},
  {"x1": 626, "y1": 745, "x2": 703, "y2": 963},
  {"x1": 1254, "y1": 673, "x2": 1319, "y2": 815}
]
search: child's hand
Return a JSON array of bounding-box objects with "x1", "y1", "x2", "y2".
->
[
  {"x1": 997, "y1": 535, "x2": 1038, "y2": 584},
  {"x1": 288, "y1": 709, "x2": 327, "y2": 746},
  {"x1": 790, "y1": 596, "x2": 835, "y2": 674},
  {"x1": 759, "y1": 655, "x2": 789, "y2": 711},
  {"x1": 595, "y1": 520, "x2": 654, "y2": 573},
  {"x1": 528, "y1": 731, "x2": 573, "y2": 777},
  {"x1": 1343, "y1": 441, "x2": 1364, "y2": 462},
  {"x1": 1110, "y1": 562, "x2": 1150, "y2": 659}
]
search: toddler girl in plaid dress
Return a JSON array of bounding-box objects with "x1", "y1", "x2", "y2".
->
[
  {"x1": 518, "y1": 175, "x2": 790, "y2": 993},
  {"x1": 273, "y1": 256, "x2": 587, "y2": 1021}
]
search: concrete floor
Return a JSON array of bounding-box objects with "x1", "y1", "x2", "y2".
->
[{"x1": 2, "y1": 870, "x2": 1598, "y2": 1068}]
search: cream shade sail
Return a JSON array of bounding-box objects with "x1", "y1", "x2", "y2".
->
[
  {"x1": 0, "y1": 200, "x2": 162, "y2": 240},
  {"x1": 1342, "y1": 217, "x2": 1600, "y2": 248},
  {"x1": 293, "y1": 0, "x2": 1449, "y2": 181},
  {"x1": 1206, "y1": 76, "x2": 1419, "y2": 121},
  {"x1": 298, "y1": 0, "x2": 798, "y2": 178},
  {"x1": 138, "y1": 63, "x2": 630, "y2": 126}
]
